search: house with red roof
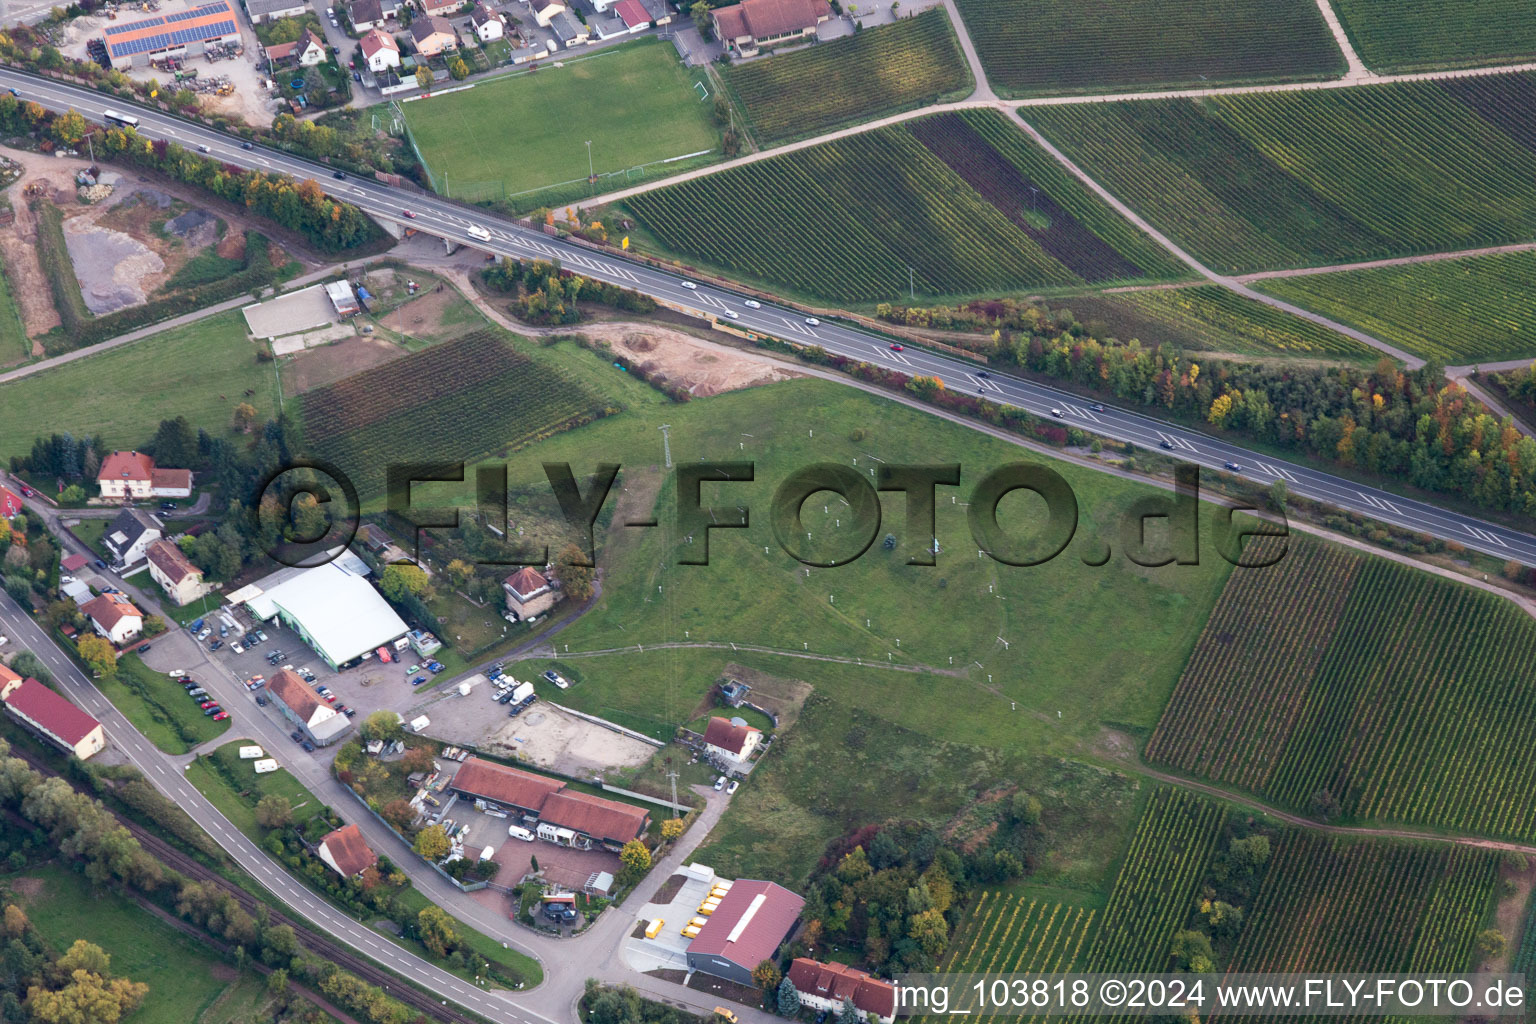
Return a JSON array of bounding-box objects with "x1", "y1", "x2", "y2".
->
[
  {"x1": 502, "y1": 566, "x2": 559, "y2": 620},
  {"x1": 787, "y1": 959, "x2": 898, "y2": 1024},
  {"x1": 0, "y1": 485, "x2": 21, "y2": 519},
  {"x1": 97, "y1": 450, "x2": 192, "y2": 501},
  {"x1": 359, "y1": 27, "x2": 401, "y2": 71},
  {"x1": 613, "y1": 0, "x2": 649, "y2": 32},
  {"x1": 80, "y1": 592, "x2": 144, "y2": 646},
  {"x1": 711, "y1": 0, "x2": 829, "y2": 56},
  {"x1": 685, "y1": 879, "x2": 804, "y2": 986},
  {"x1": 1, "y1": 672, "x2": 106, "y2": 760},
  {"x1": 703, "y1": 716, "x2": 761, "y2": 769},
  {"x1": 449, "y1": 757, "x2": 649, "y2": 850},
  {"x1": 317, "y1": 823, "x2": 378, "y2": 878}
]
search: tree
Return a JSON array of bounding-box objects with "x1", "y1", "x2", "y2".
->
[
  {"x1": 76, "y1": 635, "x2": 116, "y2": 676},
  {"x1": 379, "y1": 563, "x2": 428, "y2": 602},
  {"x1": 448, "y1": 57, "x2": 468, "y2": 80},
  {"x1": 255, "y1": 794, "x2": 293, "y2": 830},
  {"x1": 690, "y1": 0, "x2": 711, "y2": 35},
  {"x1": 907, "y1": 908, "x2": 947, "y2": 957},
  {"x1": 141, "y1": 615, "x2": 166, "y2": 637},
  {"x1": 776, "y1": 977, "x2": 800, "y2": 1017},
  {"x1": 50, "y1": 108, "x2": 86, "y2": 147},
  {"x1": 415, "y1": 65, "x2": 433, "y2": 91},
  {"x1": 619, "y1": 839, "x2": 650, "y2": 875},
  {"x1": 288, "y1": 493, "x2": 329, "y2": 542},
  {"x1": 837, "y1": 997, "x2": 858, "y2": 1024},
  {"x1": 56, "y1": 941, "x2": 111, "y2": 978},
  {"x1": 400, "y1": 746, "x2": 434, "y2": 774},
  {"x1": 413, "y1": 824, "x2": 450, "y2": 861},
  {"x1": 554, "y1": 542, "x2": 595, "y2": 603},
  {"x1": 149, "y1": 416, "x2": 198, "y2": 468},
  {"x1": 1170, "y1": 929, "x2": 1214, "y2": 973},
  {"x1": 26, "y1": 970, "x2": 148, "y2": 1024},
  {"x1": 1475, "y1": 928, "x2": 1506, "y2": 964},
  {"x1": 266, "y1": 968, "x2": 289, "y2": 998},
  {"x1": 362, "y1": 710, "x2": 404, "y2": 744},
  {"x1": 1228, "y1": 835, "x2": 1271, "y2": 874},
  {"x1": 416, "y1": 905, "x2": 459, "y2": 958},
  {"x1": 752, "y1": 960, "x2": 780, "y2": 994},
  {"x1": 231, "y1": 403, "x2": 257, "y2": 434},
  {"x1": 444, "y1": 559, "x2": 473, "y2": 591},
  {"x1": 380, "y1": 799, "x2": 415, "y2": 832},
  {"x1": 3, "y1": 904, "x2": 27, "y2": 939},
  {"x1": 529, "y1": 854, "x2": 539, "y2": 874},
  {"x1": 267, "y1": 16, "x2": 304, "y2": 42},
  {"x1": 660, "y1": 818, "x2": 684, "y2": 842},
  {"x1": 59, "y1": 485, "x2": 85, "y2": 504}
]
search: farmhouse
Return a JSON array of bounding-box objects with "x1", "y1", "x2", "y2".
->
[
  {"x1": 449, "y1": 757, "x2": 649, "y2": 850},
  {"x1": 102, "y1": 507, "x2": 163, "y2": 567},
  {"x1": 80, "y1": 592, "x2": 145, "y2": 646},
  {"x1": 102, "y1": 0, "x2": 241, "y2": 69},
  {"x1": 711, "y1": 0, "x2": 830, "y2": 56},
  {"x1": 239, "y1": 558, "x2": 408, "y2": 671},
  {"x1": 470, "y1": 2, "x2": 504, "y2": 40},
  {"x1": 686, "y1": 880, "x2": 804, "y2": 985},
  {"x1": 0, "y1": 486, "x2": 20, "y2": 519},
  {"x1": 0, "y1": 670, "x2": 106, "y2": 761},
  {"x1": 145, "y1": 538, "x2": 207, "y2": 607},
  {"x1": 411, "y1": 15, "x2": 457, "y2": 55},
  {"x1": 317, "y1": 824, "x2": 378, "y2": 878},
  {"x1": 703, "y1": 716, "x2": 761, "y2": 768},
  {"x1": 786, "y1": 959, "x2": 898, "y2": 1024},
  {"x1": 502, "y1": 566, "x2": 559, "y2": 620},
  {"x1": 360, "y1": 27, "x2": 401, "y2": 70},
  {"x1": 267, "y1": 667, "x2": 353, "y2": 746},
  {"x1": 267, "y1": 29, "x2": 329, "y2": 66},
  {"x1": 530, "y1": 0, "x2": 564, "y2": 26},
  {"x1": 97, "y1": 450, "x2": 192, "y2": 500},
  {"x1": 245, "y1": 0, "x2": 309, "y2": 22}
]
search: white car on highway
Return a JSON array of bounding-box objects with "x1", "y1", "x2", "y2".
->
[
  {"x1": 680, "y1": 281, "x2": 698, "y2": 290},
  {"x1": 744, "y1": 299, "x2": 761, "y2": 309},
  {"x1": 805, "y1": 317, "x2": 820, "y2": 326},
  {"x1": 723, "y1": 310, "x2": 739, "y2": 319}
]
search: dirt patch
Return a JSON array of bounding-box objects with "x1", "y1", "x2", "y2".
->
[
  {"x1": 1490, "y1": 857, "x2": 1536, "y2": 972},
  {"x1": 284, "y1": 334, "x2": 407, "y2": 394},
  {"x1": 7, "y1": 876, "x2": 44, "y2": 901},
  {"x1": 714, "y1": 662, "x2": 812, "y2": 734},
  {"x1": 582, "y1": 322, "x2": 800, "y2": 397},
  {"x1": 652, "y1": 873, "x2": 687, "y2": 906},
  {"x1": 1093, "y1": 726, "x2": 1138, "y2": 760},
  {"x1": 63, "y1": 214, "x2": 165, "y2": 314},
  {"x1": 381, "y1": 285, "x2": 462, "y2": 341},
  {"x1": 209, "y1": 963, "x2": 238, "y2": 982}
]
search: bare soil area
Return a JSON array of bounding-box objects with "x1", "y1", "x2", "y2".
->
[
  {"x1": 583, "y1": 322, "x2": 800, "y2": 396},
  {"x1": 383, "y1": 286, "x2": 462, "y2": 340},
  {"x1": 1490, "y1": 857, "x2": 1536, "y2": 972},
  {"x1": 284, "y1": 333, "x2": 407, "y2": 393}
]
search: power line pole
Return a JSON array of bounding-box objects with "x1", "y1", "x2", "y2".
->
[
  {"x1": 659, "y1": 424, "x2": 672, "y2": 469},
  {"x1": 666, "y1": 769, "x2": 680, "y2": 818}
]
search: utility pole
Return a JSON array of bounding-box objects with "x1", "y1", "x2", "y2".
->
[
  {"x1": 666, "y1": 769, "x2": 680, "y2": 818},
  {"x1": 585, "y1": 140, "x2": 594, "y2": 182},
  {"x1": 908, "y1": 266, "x2": 914, "y2": 301},
  {"x1": 659, "y1": 424, "x2": 672, "y2": 468}
]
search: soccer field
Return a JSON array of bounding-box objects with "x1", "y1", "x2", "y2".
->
[{"x1": 399, "y1": 39, "x2": 719, "y2": 202}]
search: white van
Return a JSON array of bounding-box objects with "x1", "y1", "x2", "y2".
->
[
  {"x1": 467, "y1": 224, "x2": 491, "y2": 242},
  {"x1": 508, "y1": 825, "x2": 535, "y2": 842}
]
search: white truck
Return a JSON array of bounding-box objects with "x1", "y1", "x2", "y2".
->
[{"x1": 509, "y1": 680, "x2": 535, "y2": 705}]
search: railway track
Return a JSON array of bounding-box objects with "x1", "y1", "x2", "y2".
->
[{"x1": 5, "y1": 744, "x2": 485, "y2": 1024}]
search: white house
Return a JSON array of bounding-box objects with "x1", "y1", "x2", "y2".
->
[
  {"x1": 317, "y1": 824, "x2": 378, "y2": 878},
  {"x1": 246, "y1": 0, "x2": 308, "y2": 21},
  {"x1": 80, "y1": 592, "x2": 145, "y2": 646},
  {"x1": 703, "y1": 716, "x2": 761, "y2": 767},
  {"x1": 146, "y1": 538, "x2": 208, "y2": 607},
  {"x1": 470, "y1": 1, "x2": 504, "y2": 39},
  {"x1": 347, "y1": 0, "x2": 384, "y2": 28},
  {"x1": 97, "y1": 450, "x2": 191, "y2": 501},
  {"x1": 360, "y1": 27, "x2": 401, "y2": 69},
  {"x1": 103, "y1": 508, "x2": 163, "y2": 567},
  {"x1": 786, "y1": 959, "x2": 897, "y2": 1024}
]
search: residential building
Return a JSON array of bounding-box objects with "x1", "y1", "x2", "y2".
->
[
  {"x1": 686, "y1": 880, "x2": 804, "y2": 985},
  {"x1": 786, "y1": 959, "x2": 898, "y2": 1024},
  {"x1": 60, "y1": 554, "x2": 88, "y2": 574},
  {"x1": 245, "y1": 0, "x2": 308, "y2": 22},
  {"x1": 470, "y1": 2, "x2": 504, "y2": 39},
  {"x1": 317, "y1": 823, "x2": 378, "y2": 878},
  {"x1": 529, "y1": 0, "x2": 563, "y2": 26},
  {"x1": 418, "y1": 0, "x2": 462, "y2": 16},
  {"x1": 102, "y1": 507, "x2": 163, "y2": 567},
  {"x1": 410, "y1": 14, "x2": 456, "y2": 54},
  {"x1": 61, "y1": 579, "x2": 92, "y2": 605},
  {"x1": 359, "y1": 26, "x2": 401, "y2": 69},
  {"x1": 80, "y1": 592, "x2": 144, "y2": 646},
  {"x1": 102, "y1": 0, "x2": 241, "y2": 69},
  {"x1": 347, "y1": 0, "x2": 384, "y2": 28},
  {"x1": 711, "y1": 0, "x2": 829, "y2": 56},
  {"x1": 0, "y1": 485, "x2": 21, "y2": 519},
  {"x1": 0, "y1": 672, "x2": 106, "y2": 761},
  {"x1": 548, "y1": 9, "x2": 588, "y2": 45},
  {"x1": 636, "y1": 0, "x2": 670, "y2": 25},
  {"x1": 502, "y1": 566, "x2": 559, "y2": 620},
  {"x1": 267, "y1": 667, "x2": 352, "y2": 745},
  {"x1": 96, "y1": 450, "x2": 192, "y2": 500},
  {"x1": 450, "y1": 757, "x2": 650, "y2": 850},
  {"x1": 267, "y1": 28, "x2": 329, "y2": 65},
  {"x1": 703, "y1": 716, "x2": 761, "y2": 767},
  {"x1": 145, "y1": 538, "x2": 207, "y2": 607},
  {"x1": 238, "y1": 559, "x2": 408, "y2": 671},
  {"x1": 613, "y1": 0, "x2": 649, "y2": 31}
]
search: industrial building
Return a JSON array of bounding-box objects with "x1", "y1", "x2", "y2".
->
[
  {"x1": 103, "y1": 0, "x2": 241, "y2": 70},
  {"x1": 449, "y1": 757, "x2": 650, "y2": 850},
  {"x1": 0, "y1": 667, "x2": 106, "y2": 761},
  {"x1": 231, "y1": 553, "x2": 408, "y2": 670},
  {"x1": 685, "y1": 879, "x2": 804, "y2": 986}
]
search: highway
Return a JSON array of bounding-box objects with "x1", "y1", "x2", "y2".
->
[{"x1": 1, "y1": 67, "x2": 1534, "y2": 564}]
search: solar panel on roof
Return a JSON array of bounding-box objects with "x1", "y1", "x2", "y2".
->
[{"x1": 107, "y1": 15, "x2": 236, "y2": 56}]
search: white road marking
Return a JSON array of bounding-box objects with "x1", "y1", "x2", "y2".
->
[
  {"x1": 1357, "y1": 491, "x2": 1403, "y2": 516},
  {"x1": 1463, "y1": 524, "x2": 1508, "y2": 547}
]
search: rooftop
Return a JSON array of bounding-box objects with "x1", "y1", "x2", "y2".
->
[
  {"x1": 504, "y1": 566, "x2": 551, "y2": 601},
  {"x1": 81, "y1": 592, "x2": 144, "y2": 631},
  {"x1": 689, "y1": 879, "x2": 804, "y2": 968},
  {"x1": 713, "y1": 0, "x2": 828, "y2": 41},
  {"x1": 704, "y1": 716, "x2": 760, "y2": 756},
  {"x1": 786, "y1": 959, "x2": 897, "y2": 1020},
  {"x1": 319, "y1": 823, "x2": 378, "y2": 877},
  {"x1": 2, "y1": 678, "x2": 102, "y2": 746},
  {"x1": 257, "y1": 560, "x2": 407, "y2": 667},
  {"x1": 104, "y1": 2, "x2": 240, "y2": 64},
  {"x1": 146, "y1": 538, "x2": 200, "y2": 584},
  {"x1": 267, "y1": 668, "x2": 338, "y2": 729}
]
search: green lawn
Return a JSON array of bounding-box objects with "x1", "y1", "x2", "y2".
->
[
  {"x1": 0, "y1": 310, "x2": 281, "y2": 463},
  {"x1": 14, "y1": 863, "x2": 241, "y2": 1024},
  {"x1": 186, "y1": 738, "x2": 329, "y2": 839},
  {"x1": 0, "y1": 247, "x2": 29, "y2": 366},
  {"x1": 398, "y1": 39, "x2": 719, "y2": 204},
  {"x1": 97, "y1": 654, "x2": 231, "y2": 755}
]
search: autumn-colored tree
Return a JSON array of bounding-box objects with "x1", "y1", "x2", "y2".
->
[
  {"x1": 416, "y1": 905, "x2": 459, "y2": 958},
  {"x1": 413, "y1": 824, "x2": 450, "y2": 861},
  {"x1": 266, "y1": 16, "x2": 305, "y2": 42},
  {"x1": 77, "y1": 634, "x2": 116, "y2": 676},
  {"x1": 362, "y1": 710, "x2": 404, "y2": 744},
  {"x1": 379, "y1": 563, "x2": 428, "y2": 602},
  {"x1": 51, "y1": 108, "x2": 86, "y2": 147},
  {"x1": 660, "y1": 818, "x2": 684, "y2": 842},
  {"x1": 380, "y1": 799, "x2": 415, "y2": 832},
  {"x1": 231, "y1": 402, "x2": 257, "y2": 434},
  {"x1": 415, "y1": 65, "x2": 433, "y2": 91},
  {"x1": 3, "y1": 903, "x2": 28, "y2": 939},
  {"x1": 907, "y1": 908, "x2": 947, "y2": 957},
  {"x1": 449, "y1": 57, "x2": 469, "y2": 80},
  {"x1": 26, "y1": 970, "x2": 148, "y2": 1024},
  {"x1": 255, "y1": 794, "x2": 293, "y2": 830},
  {"x1": 619, "y1": 839, "x2": 650, "y2": 881},
  {"x1": 751, "y1": 960, "x2": 780, "y2": 993},
  {"x1": 56, "y1": 940, "x2": 111, "y2": 978},
  {"x1": 444, "y1": 559, "x2": 473, "y2": 590}
]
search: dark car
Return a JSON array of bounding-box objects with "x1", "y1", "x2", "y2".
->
[
  {"x1": 241, "y1": 141, "x2": 253, "y2": 150},
  {"x1": 411, "y1": 675, "x2": 427, "y2": 686},
  {"x1": 1089, "y1": 402, "x2": 1106, "y2": 412},
  {"x1": 301, "y1": 740, "x2": 315, "y2": 752},
  {"x1": 291, "y1": 731, "x2": 304, "y2": 743},
  {"x1": 208, "y1": 640, "x2": 223, "y2": 652},
  {"x1": 93, "y1": 559, "x2": 105, "y2": 569},
  {"x1": 1159, "y1": 439, "x2": 1175, "y2": 450},
  {"x1": 160, "y1": 501, "x2": 176, "y2": 510},
  {"x1": 427, "y1": 661, "x2": 444, "y2": 673},
  {"x1": 255, "y1": 694, "x2": 268, "y2": 707},
  {"x1": 332, "y1": 170, "x2": 346, "y2": 180},
  {"x1": 1224, "y1": 461, "x2": 1243, "y2": 472},
  {"x1": 137, "y1": 643, "x2": 151, "y2": 654},
  {"x1": 203, "y1": 706, "x2": 222, "y2": 716},
  {"x1": 977, "y1": 371, "x2": 990, "y2": 379}
]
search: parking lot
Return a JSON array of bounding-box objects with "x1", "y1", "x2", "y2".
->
[{"x1": 623, "y1": 868, "x2": 719, "y2": 973}]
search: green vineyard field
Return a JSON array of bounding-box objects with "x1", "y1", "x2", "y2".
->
[
  {"x1": 1028, "y1": 73, "x2": 1536, "y2": 274},
  {"x1": 1332, "y1": 0, "x2": 1536, "y2": 72},
  {"x1": 1256, "y1": 250, "x2": 1536, "y2": 364},
  {"x1": 1070, "y1": 285, "x2": 1379, "y2": 361},
  {"x1": 952, "y1": 0, "x2": 1343, "y2": 95},
  {"x1": 300, "y1": 330, "x2": 612, "y2": 499},
  {"x1": 623, "y1": 110, "x2": 1183, "y2": 305},
  {"x1": 1231, "y1": 834, "x2": 1498, "y2": 972},
  {"x1": 1150, "y1": 537, "x2": 1536, "y2": 842},
  {"x1": 724, "y1": 11, "x2": 969, "y2": 145}
]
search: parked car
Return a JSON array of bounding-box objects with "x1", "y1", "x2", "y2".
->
[
  {"x1": 93, "y1": 559, "x2": 106, "y2": 569},
  {"x1": 137, "y1": 643, "x2": 152, "y2": 654},
  {"x1": 255, "y1": 695, "x2": 268, "y2": 707},
  {"x1": 341, "y1": 706, "x2": 356, "y2": 717},
  {"x1": 200, "y1": 700, "x2": 218, "y2": 709},
  {"x1": 256, "y1": 631, "x2": 269, "y2": 642},
  {"x1": 231, "y1": 642, "x2": 244, "y2": 654},
  {"x1": 498, "y1": 691, "x2": 515, "y2": 704},
  {"x1": 208, "y1": 640, "x2": 223, "y2": 652},
  {"x1": 726, "y1": 780, "x2": 739, "y2": 795},
  {"x1": 189, "y1": 619, "x2": 204, "y2": 633},
  {"x1": 713, "y1": 776, "x2": 726, "y2": 791},
  {"x1": 219, "y1": 625, "x2": 229, "y2": 636},
  {"x1": 290, "y1": 731, "x2": 304, "y2": 743},
  {"x1": 301, "y1": 740, "x2": 315, "y2": 752},
  {"x1": 427, "y1": 661, "x2": 444, "y2": 673},
  {"x1": 411, "y1": 675, "x2": 427, "y2": 686},
  {"x1": 203, "y1": 706, "x2": 222, "y2": 716},
  {"x1": 212, "y1": 711, "x2": 229, "y2": 721}
]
